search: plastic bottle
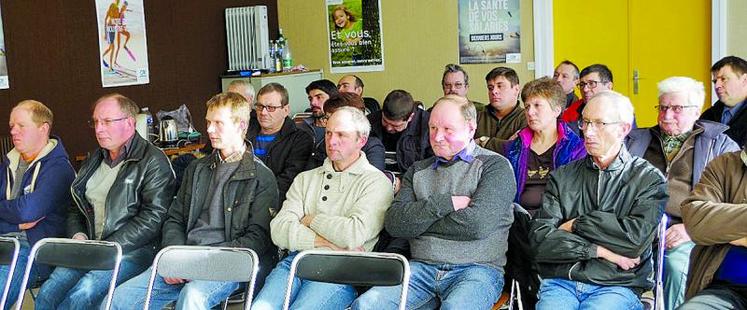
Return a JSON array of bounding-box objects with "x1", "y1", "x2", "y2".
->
[
  {"x1": 141, "y1": 107, "x2": 155, "y2": 143},
  {"x1": 268, "y1": 40, "x2": 276, "y2": 72},
  {"x1": 273, "y1": 41, "x2": 282, "y2": 73},
  {"x1": 282, "y1": 41, "x2": 293, "y2": 71}
]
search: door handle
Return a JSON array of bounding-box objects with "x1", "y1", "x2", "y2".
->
[{"x1": 633, "y1": 69, "x2": 640, "y2": 95}]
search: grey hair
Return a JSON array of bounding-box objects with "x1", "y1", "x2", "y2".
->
[
  {"x1": 657, "y1": 76, "x2": 706, "y2": 110},
  {"x1": 588, "y1": 90, "x2": 635, "y2": 125},
  {"x1": 332, "y1": 106, "x2": 371, "y2": 139},
  {"x1": 227, "y1": 80, "x2": 256, "y2": 101}
]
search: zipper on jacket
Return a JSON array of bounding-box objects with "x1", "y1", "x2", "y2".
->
[{"x1": 100, "y1": 157, "x2": 138, "y2": 239}]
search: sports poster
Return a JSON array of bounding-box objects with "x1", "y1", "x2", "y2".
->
[
  {"x1": 0, "y1": 3, "x2": 8, "y2": 89},
  {"x1": 95, "y1": 0, "x2": 150, "y2": 87},
  {"x1": 458, "y1": 0, "x2": 521, "y2": 64},
  {"x1": 326, "y1": 0, "x2": 384, "y2": 73}
]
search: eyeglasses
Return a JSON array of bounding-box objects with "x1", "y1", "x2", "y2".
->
[
  {"x1": 578, "y1": 119, "x2": 622, "y2": 130},
  {"x1": 442, "y1": 83, "x2": 466, "y2": 90},
  {"x1": 578, "y1": 80, "x2": 606, "y2": 90},
  {"x1": 88, "y1": 117, "x2": 128, "y2": 128},
  {"x1": 655, "y1": 105, "x2": 698, "y2": 113},
  {"x1": 254, "y1": 104, "x2": 284, "y2": 112}
]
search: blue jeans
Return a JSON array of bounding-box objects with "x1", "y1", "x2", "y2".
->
[
  {"x1": 0, "y1": 240, "x2": 39, "y2": 309},
  {"x1": 536, "y1": 278, "x2": 643, "y2": 310},
  {"x1": 665, "y1": 241, "x2": 694, "y2": 310},
  {"x1": 110, "y1": 267, "x2": 239, "y2": 310},
  {"x1": 251, "y1": 252, "x2": 358, "y2": 310},
  {"x1": 35, "y1": 253, "x2": 149, "y2": 310},
  {"x1": 352, "y1": 260, "x2": 503, "y2": 310}
]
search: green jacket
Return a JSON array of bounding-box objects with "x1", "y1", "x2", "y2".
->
[
  {"x1": 474, "y1": 103, "x2": 527, "y2": 152},
  {"x1": 161, "y1": 149, "x2": 278, "y2": 262},
  {"x1": 530, "y1": 146, "x2": 668, "y2": 292}
]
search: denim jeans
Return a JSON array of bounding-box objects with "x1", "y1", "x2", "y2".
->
[
  {"x1": 352, "y1": 260, "x2": 503, "y2": 310},
  {"x1": 664, "y1": 241, "x2": 694, "y2": 310},
  {"x1": 251, "y1": 252, "x2": 358, "y2": 310},
  {"x1": 0, "y1": 239, "x2": 39, "y2": 309},
  {"x1": 536, "y1": 278, "x2": 642, "y2": 310},
  {"x1": 109, "y1": 267, "x2": 239, "y2": 310},
  {"x1": 35, "y1": 253, "x2": 149, "y2": 310}
]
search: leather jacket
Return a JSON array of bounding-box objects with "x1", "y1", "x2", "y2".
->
[
  {"x1": 68, "y1": 134, "x2": 176, "y2": 259},
  {"x1": 529, "y1": 146, "x2": 668, "y2": 292}
]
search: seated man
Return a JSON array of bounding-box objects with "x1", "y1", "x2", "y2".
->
[
  {"x1": 367, "y1": 89, "x2": 432, "y2": 173},
  {"x1": 353, "y1": 95, "x2": 516, "y2": 309},
  {"x1": 700, "y1": 56, "x2": 747, "y2": 147},
  {"x1": 227, "y1": 79, "x2": 256, "y2": 104},
  {"x1": 252, "y1": 106, "x2": 393, "y2": 310},
  {"x1": 0, "y1": 100, "x2": 75, "y2": 308},
  {"x1": 530, "y1": 91, "x2": 667, "y2": 310},
  {"x1": 475, "y1": 67, "x2": 527, "y2": 150},
  {"x1": 441, "y1": 63, "x2": 485, "y2": 111},
  {"x1": 337, "y1": 74, "x2": 380, "y2": 114},
  {"x1": 110, "y1": 92, "x2": 278, "y2": 309},
  {"x1": 299, "y1": 79, "x2": 339, "y2": 145},
  {"x1": 626, "y1": 76, "x2": 738, "y2": 309},
  {"x1": 560, "y1": 64, "x2": 614, "y2": 128},
  {"x1": 679, "y1": 149, "x2": 747, "y2": 309},
  {"x1": 36, "y1": 94, "x2": 176, "y2": 309},
  {"x1": 247, "y1": 83, "x2": 313, "y2": 203},
  {"x1": 553, "y1": 60, "x2": 580, "y2": 108}
]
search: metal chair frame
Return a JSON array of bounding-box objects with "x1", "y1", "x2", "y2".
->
[
  {"x1": 15, "y1": 238, "x2": 122, "y2": 310},
  {"x1": 283, "y1": 250, "x2": 410, "y2": 310},
  {"x1": 143, "y1": 245, "x2": 259, "y2": 310},
  {"x1": 654, "y1": 214, "x2": 669, "y2": 310},
  {"x1": 0, "y1": 237, "x2": 19, "y2": 308}
]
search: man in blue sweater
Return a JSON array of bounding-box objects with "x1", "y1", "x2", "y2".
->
[{"x1": 0, "y1": 100, "x2": 75, "y2": 308}]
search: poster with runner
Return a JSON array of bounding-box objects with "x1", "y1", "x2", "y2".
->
[
  {"x1": 95, "y1": 0, "x2": 150, "y2": 87},
  {"x1": 0, "y1": 3, "x2": 8, "y2": 89},
  {"x1": 326, "y1": 0, "x2": 384, "y2": 73}
]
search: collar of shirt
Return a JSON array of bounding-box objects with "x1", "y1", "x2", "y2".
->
[
  {"x1": 431, "y1": 140, "x2": 476, "y2": 169},
  {"x1": 217, "y1": 143, "x2": 247, "y2": 163},
  {"x1": 721, "y1": 99, "x2": 747, "y2": 124},
  {"x1": 103, "y1": 134, "x2": 135, "y2": 167}
]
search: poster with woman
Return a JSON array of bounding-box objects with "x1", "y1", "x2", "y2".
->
[
  {"x1": 0, "y1": 3, "x2": 8, "y2": 89},
  {"x1": 95, "y1": 0, "x2": 150, "y2": 87},
  {"x1": 458, "y1": 0, "x2": 521, "y2": 64},
  {"x1": 326, "y1": 0, "x2": 384, "y2": 73}
]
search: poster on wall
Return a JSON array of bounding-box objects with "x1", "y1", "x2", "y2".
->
[
  {"x1": 458, "y1": 0, "x2": 521, "y2": 64},
  {"x1": 326, "y1": 0, "x2": 384, "y2": 73},
  {"x1": 0, "y1": 3, "x2": 8, "y2": 89},
  {"x1": 95, "y1": 0, "x2": 150, "y2": 87}
]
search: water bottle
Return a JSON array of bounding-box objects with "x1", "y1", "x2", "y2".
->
[
  {"x1": 268, "y1": 40, "x2": 276, "y2": 72},
  {"x1": 273, "y1": 41, "x2": 282, "y2": 73},
  {"x1": 142, "y1": 107, "x2": 155, "y2": 143},
  {"x1": 282, "y1": 40, "x2": 293, "y2": 71}
]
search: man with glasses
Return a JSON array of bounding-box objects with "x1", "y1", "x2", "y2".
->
[
  {"x1": 337, "y1": 74, "x2": 381, "y2": 114},
  {"x1": 368, "y1": 89, "x2": 432, "y2": 173},
  {"x1": 530, "y1": 91, "x2": 668, "y2": 310},
  {"x1": 36, "y1": 94, "x2": 176, "y2": 309},
  {"x1": 247, "y1": 83, "x2": 313, "y2": 204},
  {"x1": 441, "y1": 63, "x2": 485, "y2": 111},
  {"x1": 475, "y1": 66, "x2": 527, "y2": 151},
  {"x1": 561, "y1": 64, "x2": 614, "y2": 128},
  {"x1": 625, "y1": 76, "x2": 738, "y2": 309},
  {"x1": 700, "y1": 56, "x2": 747, "y2": 147},
  {"x1": 554, "y1": 60, "x2": 580, "y2": 108}
]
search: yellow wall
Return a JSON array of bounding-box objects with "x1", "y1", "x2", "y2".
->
[
  {"x1": 728, "y1": 1, "x2": 747, "y2": 56},
  {"x1": 277, "y1": 0, "x2": 535, "y2": 107}
]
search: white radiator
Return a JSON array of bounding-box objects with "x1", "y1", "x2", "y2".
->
[{"x1": 225, "y1": 5, "x2": 270, "y2": 71}]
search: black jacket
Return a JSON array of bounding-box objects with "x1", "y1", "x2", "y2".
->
[
  {"x1": 700, "y1": 100, "x2": 747, "y2": 147},
  {"x1": 247, "y1": 117, "x2": 313, "y2": 203},
  {"x1": 368, "y1": 108, "x2": 432, "y2": 172},
  {"x1": 69, "y1": 134, "x2": 176, "y2": 262},
  {"x1": 529, "y1": 146, "x2": 668, "y2": 292}
]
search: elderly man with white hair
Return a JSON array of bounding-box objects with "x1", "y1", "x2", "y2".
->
[
  {"x1": 626, "y1": 76, "x2": 739, "y2": 309},
  {"x1": 530, "y1": 91, "x2": 668, "y2": 310}
]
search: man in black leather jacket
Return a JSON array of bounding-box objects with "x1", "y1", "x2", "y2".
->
[
  {"x1": 530, "y1": 91, "x2": 668, "y2": 310},
  {"x1": 36, "y1": 94, "x2": 176, "y2": 310}
]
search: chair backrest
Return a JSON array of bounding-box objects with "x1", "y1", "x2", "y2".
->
[
  {"x1": 144, "y1": 246, "x2": 259, "y2": 310},
  {"x1": 0, "y1": 237, "x2": 19, "y2": 309},
  {"x1": 284, "y1": 250, "x2": 410, "y2": 310},
  {"x1": 15, "y1": 238, "x2": 122, "y2": 310},
  {"x1": 654, "y1": 214, "x2": 669, "y2": 310}
]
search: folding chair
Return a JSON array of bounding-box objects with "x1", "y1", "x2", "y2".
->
[
  {"x1": 0, "y1": 237, "x2": 19, "y2": 308},
  {"x1": 143, "y1": 245, "x2": 260, "y2": 310},
  {"x1": 15, "y1": 238, "x2": 122, "y2": 310},
  {"x1": 283, "y1": 250, "x2": 410, "y2": 310},
  {"x1": 654, "y1": 214, "x2": 668, "y2": 310}
]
